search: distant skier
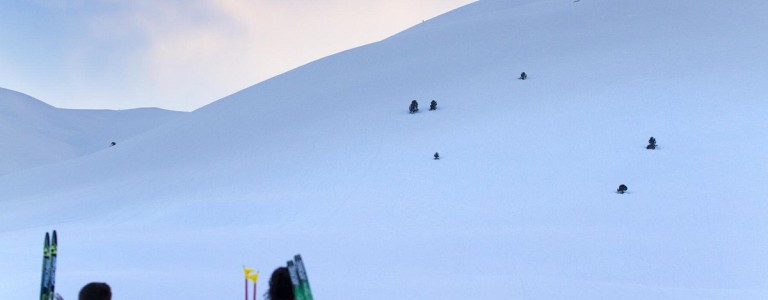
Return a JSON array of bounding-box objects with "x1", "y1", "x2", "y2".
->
[
  {"x1": 110, "y1": 142, "x2": 116, "y2": 147},
  {"x1": 434, "y1": 152, "x2": 440, "y2": 160},
  {"x1": 646, "y1": 137, "x2": 657, "y2": 150},
  {"x1": 429, "y1": 100, "x2": 437, "y2": 111},
  {"x1": 617, "y1": 184, "x2": 628, "y2": 194},
  {"x1": 519, "y1": 72, "x2": 527, "y2": 80},
  {"x1": 409, "y1": 100, "x2": 419, "y2": 114}
]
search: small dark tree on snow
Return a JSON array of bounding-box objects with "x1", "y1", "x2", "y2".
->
[
  {"x1": 409, "y1": 100, "x2": 419, "y2": 114},
  {"x1": 429, "y1": 100, "x2": 437, "y2": 111},
  {"x1": 647, "y1": 137, "x2": 657, "y2": 150},
  {"x1": 434, "y1": 152, "x2": 440, "y2": 160},
  {"x1": 617, "y1": 184, "x2": 628, "y2": 194}
]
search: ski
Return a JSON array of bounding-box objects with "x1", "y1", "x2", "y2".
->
[
  {"x1": 39, "y1": 231, "x2": 58, "y2": 300},
  {"x1": 49, "y1": 231, "x2": 58, "y2": 300},
  {"x1": 39, "y1": 232, "x2": 51, "y2": 300},
  {"x1": 286, "y1": 260, "x2": 305, "y2": 300},
  {"x1": 294, "y1": 255, "x2": 314, "y2": 300}
]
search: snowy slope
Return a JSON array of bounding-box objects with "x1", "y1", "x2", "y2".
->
[
  {"x1": 0, "y1": 87, "x2": 184, "y2": 175},
  {"x1": 3, "y1": 0, "x2": 768, "y2": 299}
]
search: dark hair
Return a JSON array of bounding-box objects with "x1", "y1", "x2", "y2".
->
[
  {"x1": 268, "y1": 267, "x2": 295, "y2": 300},
  {"x1": 79, "y1": 282, "x2": 111, "y2": 300}
]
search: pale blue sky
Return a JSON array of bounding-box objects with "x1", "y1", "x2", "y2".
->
[{"x1": 0, "y1": 0, "x2": 474, "y2": 111}]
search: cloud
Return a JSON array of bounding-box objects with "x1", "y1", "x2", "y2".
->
[{"x1": 29, "y1": 0, "x2": 474, "y2": 110}]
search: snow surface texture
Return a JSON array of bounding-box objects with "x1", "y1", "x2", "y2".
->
[
  {"x1": 3, "y1": 0, "x2": 768, "y2": 299},
  {"x1": 0, "y1": 87, "x2": 184, "y2": 176}
]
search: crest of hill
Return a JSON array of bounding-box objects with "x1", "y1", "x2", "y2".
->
[{"x1": 0, "y1": 87, "x2": 185, "y2": 175}]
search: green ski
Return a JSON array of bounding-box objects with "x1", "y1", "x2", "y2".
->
[
  {"x1": 49, "y1": 231, "x2": 58, "y2": 300},
  {"x1": 39, "y1": 232, "x2": 51, "y2": 300},
  {"x1": 286, "y1": 260, "x2": 304, "y2": 300},
  {"x1": 294, "y1": 255, "x2": 314, "y2": 300}
]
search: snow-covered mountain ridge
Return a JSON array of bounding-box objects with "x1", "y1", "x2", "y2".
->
[
  {"x1": 2, "y1": 0, "x2": 768, "y2": 299},
  {"x1": 0, "y1": 87, "x2": 184, "y2": 175}
]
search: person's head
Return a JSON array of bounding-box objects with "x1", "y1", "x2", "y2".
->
[
  {"x1": 79, "y1": 282, "x2": 111, "y2": 300},
  {"x1": 268, "y1": 267, "x2": 295, "y2": 300}
]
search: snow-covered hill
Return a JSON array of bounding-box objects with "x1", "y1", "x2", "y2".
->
[
  {"x1": 0, "y1": 87, "x2": 184, "y2": 175},
  {"x1": 3, "y1": 0, "x2": 768, "y2": 299}
]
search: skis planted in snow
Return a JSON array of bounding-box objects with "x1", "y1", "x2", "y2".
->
[
  {"x1": 287, "y1": 260, "x2": 304, "y2": 300},
  {"x1": 286, "y1": 254, "x2": 314, "y2": 300},
  {"x1": 39, "y1": 231, "x2": 58, "y2": 300}
]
